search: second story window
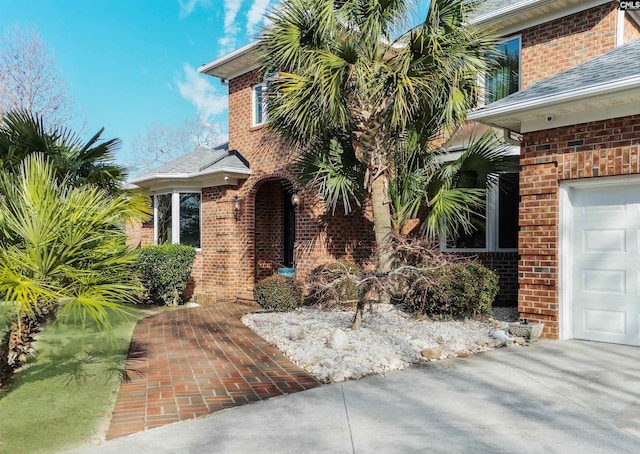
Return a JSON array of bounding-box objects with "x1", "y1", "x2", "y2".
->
[
  {"x1": 485, "y1": 36, "x2": 521, "y2": 104},
  {"x1": 252, "y1": 83, "x2": 267, "y2": 126}
]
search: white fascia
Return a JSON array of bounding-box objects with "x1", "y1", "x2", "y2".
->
[
  {"x1": 471, "y1": 0, "x2": 613, "y2": 36},
  {"x1": 130, "y1": 166, "x2": 252, "y2": 186},
  {"x1": 198, "y1": 41, "x2": 258, "y2": 74},
  {"x1": 470, "y1": 0, "x2": 554, "y2": 26},
  {"x1": 468, "y1": 75, "x2": 640, "y2": 121}
]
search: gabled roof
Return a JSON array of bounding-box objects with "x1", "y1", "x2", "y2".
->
[
  {"x1": 468, "y1": 38, "x2": 640, "y2": 133},
  {"x1": 130, "y1": 143, "x2": 251, "y2": 191},
  {"x1": 200, "y1": 1, "x2": 611, "y2": 82}
]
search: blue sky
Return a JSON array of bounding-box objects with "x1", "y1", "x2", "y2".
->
[
  {"x1": 0, "y1": 0, "x2": 274, "y2": 166},
  {"x1": 0, "y1": 0, "x2": 430, "y2": 169}
]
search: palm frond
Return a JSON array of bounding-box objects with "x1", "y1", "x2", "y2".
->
[
  {"x1": 294, "y1": 136, "x2": 366, "y2": 214},
  {"x1": 0, "y1": 154, "x2": 144, "y2": 334}
]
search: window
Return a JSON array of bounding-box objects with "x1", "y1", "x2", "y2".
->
[
  {"x1": 485, "y1": 36, "x2": 520, "y2": 104},
  {"x1": 252, "y1": 83, "x2": 267, "y2": 126},
  {"x1": 154, "y1": 191, "x2": 201, "y2": 248},
  {"x1": 444, "y1": 173, "x2": 519, "y2": 251}
]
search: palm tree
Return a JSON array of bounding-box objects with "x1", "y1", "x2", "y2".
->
[
  {"x1": 260, "y1": 0, "x2": 498, "y2": 327},
  {"x1": 0, "y1": 109, "x2": 127, "y2": 194},
  {"x1": 389, "y1": 129, "x2": 515, "y2": 238},
  {"x1": 0, "y1": 155, "x2": 149, "y2": 384}
]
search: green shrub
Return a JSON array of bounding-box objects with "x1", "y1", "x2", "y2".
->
[
  {"x1": 306, "y1": 261, "x2": 362, "y2": 307},
  {"x1": 405, "y1": 262, "x2": 498, "y2": 319},
  {"x1": 135, "y1": 244, "x2": 196, "y2": 306},
  {"x1": 254, "y1": 274, "x2": 303, "y2": 311}
]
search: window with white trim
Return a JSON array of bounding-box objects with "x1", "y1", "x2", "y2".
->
[
  {"x1": 485, "y1": 36, "x2": 521, "y2": 104},
  {"x1": 443, "y1": 172, "x2": 519, "y2": 252},
  {"x1": 252, "y1": 83, "x2": 267, "y2": 126},
  {"x1": 154, "y1": 191, "x2": 201, "y2": 248}
]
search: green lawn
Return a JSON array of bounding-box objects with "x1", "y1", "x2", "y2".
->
[{"x1": 0, "y1": 307, "x2": 145, "y2": 454}]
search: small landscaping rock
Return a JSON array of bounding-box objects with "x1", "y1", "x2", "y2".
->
[
  {"x1": 242, "y1": 305, "x2": 520, "y2": 383},
  {"x1": 421, "y1": 346, "x2": 443, "y2": 360},
  {"x1": 329, "y1": 328, "x2": 347, "y2": 350},
  {"x1": 330, "y1": 371, "x2": 346, "y2": 382},
  {"x1": 290, "y1": 326, "x2": 306, "y2": 340}
]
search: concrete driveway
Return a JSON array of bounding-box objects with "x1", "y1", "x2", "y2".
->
[{"x1": 69, "y1": 340, "x2": 640, "y2": 453}]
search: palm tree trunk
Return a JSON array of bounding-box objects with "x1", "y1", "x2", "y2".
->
[
  {"x1": 370, "y1": 172, "x2": 394, "y2": 274},
  {"x1": 0, "y1": 315, "x2": 40, "y2": 387},
  {"x1": 352, "y1": 171, "x2": 394, "y2": 330}
]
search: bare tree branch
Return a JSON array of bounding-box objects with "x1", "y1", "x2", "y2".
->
[
  {"x1": 127, "y1": 118, "x2": 228, "y2": 175},
  {"x1": 0, "y1": 25, "x2": 77, "y2": 129}
]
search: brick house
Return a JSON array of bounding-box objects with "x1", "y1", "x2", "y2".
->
[
  {"x1": 128, "y1": 42, "x2": 377, "y2": 304},
  {"x1": 128, "y1": 0, "x2": 640, "y2": 345},
  {"x1": 468, "y1": 0, "x2": 640, "y2": 344}
]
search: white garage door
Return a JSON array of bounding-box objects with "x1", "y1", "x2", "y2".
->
[{"x1": 570, "y1": 183, "x2": 640, "y2": 345}]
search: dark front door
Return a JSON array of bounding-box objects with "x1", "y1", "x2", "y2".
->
[{"x1": 283, "y1": 191, "x2": 295, "y2": 267}]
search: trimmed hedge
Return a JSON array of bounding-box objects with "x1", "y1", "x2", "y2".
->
[
  {"x1": 254, "y1": 274, "x2": 303, "y2": 312},
  {"x1": 135, "y1": 244, "x2": 196, "y2": 306},
  {"x1": 405, "y1": 262, "x2": 498, "y2": 319}
]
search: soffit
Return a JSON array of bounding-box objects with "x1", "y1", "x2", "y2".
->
[{"x1": 198, "y1": 42, "x2": 261, "y2": 80}]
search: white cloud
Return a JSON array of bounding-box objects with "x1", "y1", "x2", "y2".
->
[
  {"x1": 217, "y1": 36, "x2": 238, "y2": 56},
  {"x1": 177, "y1": 0, "x2": 210, "y2": 18},
  {"x1": 224, "y1": 0, "x2": 243, "y2": 30},
  {"x1": 246, "y1": 0, "x2": 272, "y2": 37},
  {"x1": 217, "y1": 0, "x2": 243, "y2": 55},
  {"x1": 176, "y1": 64, "x2": 227, "y2": 123}
]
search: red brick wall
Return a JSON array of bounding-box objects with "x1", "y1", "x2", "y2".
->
[
  {"x1": 519, "y1": 2, "x2": 617, "y2": 89},
  {"x1": 475, "y1": 252, "x2": 519, "y2": 307},
  {"x1": 624, "y1": 12, "x2": 640, "y2": 43},
  {"x1": 196, "y1": 185, "x2": 245, "y2": 301},
  {"x1": 519, "y1": 114, "x2": 640, "y2": 338},
  {"x1": 125, "y1": 218, "x2": 153, "y2": 248}
]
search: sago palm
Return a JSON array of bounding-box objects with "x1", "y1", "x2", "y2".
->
[{"x1": 0, "y1": 155, "x2": 149, "y2": 384}]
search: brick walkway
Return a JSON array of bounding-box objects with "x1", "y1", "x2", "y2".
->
[{"x1": 106, "y1": 302, "x2": 321, "y2": 439}]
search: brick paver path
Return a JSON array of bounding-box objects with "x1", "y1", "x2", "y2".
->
[{"x1": 106, "y1": 302, "x2": 321, "y2": 439}]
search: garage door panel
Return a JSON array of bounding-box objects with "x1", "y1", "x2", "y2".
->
[
  {"x1": 583, "y1": 309, "x2": 626, "y2": 336},
  {"x1": 582, "y1": 269, "x2": 626, "y2": 294},
  {"x1": 569, "y1": 183, "x2": 640, "y2": 346},
  {"x1": 582, "y1": 229, "x2": 626, "y2": 252}
]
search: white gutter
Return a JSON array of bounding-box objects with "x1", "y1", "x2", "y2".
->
[
  {"x1": 468, "y1": 74, "x2": 640, "y2": 120},
  {"x1": 198, "y1": 41, "x2": 258, "y2": 75},
  {"x1": 130, "y1": 166, "x2": 252, "y2": 185},
  {"x1": 470, "y1": 0, "x2": 612, "y2": 32},
  {"x1": 469, "y1": 0, "x2": 553, "y2": 26}
]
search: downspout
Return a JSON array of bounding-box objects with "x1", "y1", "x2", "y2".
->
[
  {"x1": 617, "y1": 8, "x2": 625, "y2": 47},
  {"x1": 503, "y1": 129, "x2": 522, "y2": 145}
]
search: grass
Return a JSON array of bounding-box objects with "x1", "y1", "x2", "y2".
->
[
  {"x1": 0, "y1": 303, "x2": 16, "y2": 339},
  {"x1": 0, "y1": 307, "x2": 146, "y2": 454}
]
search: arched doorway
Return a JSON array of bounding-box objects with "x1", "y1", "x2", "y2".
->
[{"x1": 254, "y1": 179, "x2": 296, "y2": 281}]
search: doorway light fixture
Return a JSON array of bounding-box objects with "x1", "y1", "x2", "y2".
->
[
  {"x1": 233, "y1": 195, "x2": 240, "y2": 221},
  {"x1": 291, "y1": 193, "x2": 301, "y2": 210}
]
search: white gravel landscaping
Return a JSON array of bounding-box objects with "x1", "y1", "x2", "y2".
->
[{"x1": 242, "y1": 304, "x2": 520, "y2": 383}]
